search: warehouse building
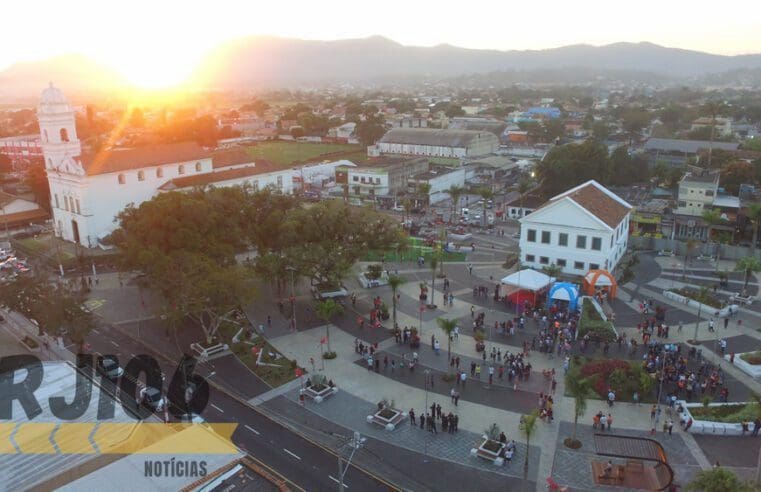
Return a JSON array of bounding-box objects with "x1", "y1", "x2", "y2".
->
[{"x1": 375, "y1": 128, "x2": 499, "y2": 158}]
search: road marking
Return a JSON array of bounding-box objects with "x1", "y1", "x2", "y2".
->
[
  {"x1": 283, "y1": 448, "x2": 301, "y2": 460},
  {"x1": 244, "y1": 425, "x2": 260, "y2": 435},
  {"x1": 329, "y1": 476, "x2": 347, "y2": 488},
  {"x1": 92, "y1": 329, "x2": 100, "y2": 335},
  {"x1": 210, "y1": 403, "x2": 224, "y2": 413},
  {"x1": 130, "y1": 353, "x2": 136, "y2": 359},
  {"x1": 110, "y1": 341, "x2": 119, "y2": 347}
]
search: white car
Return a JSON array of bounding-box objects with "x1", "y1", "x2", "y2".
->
[
  {"x1": 139, "y1": 387, "x2": 166, "y2": 412},
  {"x1": 391, "y1": 204, "x2": 404, "y2": 212}
]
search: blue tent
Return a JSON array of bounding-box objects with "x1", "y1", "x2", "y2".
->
[{"x1": 548, "y1": 282, "x2": 580, "y2": 310}]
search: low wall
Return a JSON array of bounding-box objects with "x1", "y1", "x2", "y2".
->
[
  {"x1": 676, "y1": 399, "x2": 749, "y2": 436},
  {"x1": 662, "y1": 290, "x2": 737, "y2": 318},
  {"x1": 728, "y1": 353, "x2": 761, "y2": 379},
  {"x1": 629, "y1": 236, "x2": 761, "y2": 261}
]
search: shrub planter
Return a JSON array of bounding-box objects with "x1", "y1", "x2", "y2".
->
[
  {"x1": 471, "y1": 437, "x2": 506, "y2": 466},
  {"x1": 676, "y1": 399, "x2": 751, "y2": 435},
  {"x1": 563, "y1": 437, "x2": 582, "y2": 449},
  {"x1": 357, "y1": 270, "x2": 389, "y2": 289},
  {"x1": 728, "y1": 352, "x2": 761, "y2": 379},
  {"x1": 366, "y1": 407, "x2": 406, "y2": 431},
  {"x1": 301, "y1": 383, "x2": 338, "y2": 403}
]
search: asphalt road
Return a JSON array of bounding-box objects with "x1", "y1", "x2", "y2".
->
[{"x1": 79, "y1": 319, "x2": 394, "y2": 491}]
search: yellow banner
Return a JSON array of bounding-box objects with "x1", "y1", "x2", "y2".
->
[{"x1": 0, "y1": 423, "x2": 238, "y2": 455}]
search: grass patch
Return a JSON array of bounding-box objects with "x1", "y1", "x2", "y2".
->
[
  {"x1": 245, "y1": 141, "x2": 363, "y2": 168},
  {"x1": 741, "y1": 351, "x2": 761, "y2": 365},
  {"x1": 577, "y1": 298, "x2": 616, "y2": 342},
  {"x1": 16, "y1": 237, "x2": 51, "y2": 255},
  {"x1": 217, "y1": 319, "x2": 299, "y2": 388},
  {"x1": 670, "y1": 287, "x2": 723, "y2": 309},
  {"x1": 690, "y1": 403, "x2": 760, "y2": 423}
]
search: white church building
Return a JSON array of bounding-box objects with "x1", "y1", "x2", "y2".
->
[
  {"x1": 519, "y1": 180, "x2": 632, "y2": 276},
  {"x1": 38, "y1": 84, "x2": 293, "y2": 247}
]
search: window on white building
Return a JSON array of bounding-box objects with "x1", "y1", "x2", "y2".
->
[
  {"x1": 558, "y1": 233, "x2": 568, "y2": 246},
  {"x1": 277, "y1": 176, "x2": 283, "y2": 188},
  {"x1": 195, "y1": 162, "x2": 202, "y2": 172},
  {"x1": 64, "y1": 197, "x2": 69, "y2": 211},
  {"x1": 574, "y1": 261, "x2": 584, "y2": 270},
  {"x1": 178, "y1": 165, "x2": 185, "y2": 175},
  {"x1": 705, "y1": 190, "x2": 714, "y2": 197},
  {"x1": 576, "y1": 235, "x2": 587, "y2": 249},
  {"x1": 590, "y1": 263, "x2": 600, "y2": 270},
  {"x1": 525, "y1": 254, "x2": 535, "y2": 262},
  {"x1": 252, "y1": 180, "x2": 259, "y2": 191},
  {"x1": 138, "y1": 170, "x2": 145, "y2": 181},
  {"x1": 527, "y1": 229, "x2": 536, "y2": 242},
  {"x1": 60, "y1": 128, "x2": 69, "y2": 142},
  {"x1": 156, "y1": 168, "x2": 163, "y2": 178},
  {"x1": 539, "y1": 256, "x2": 549, "y2": 265},
  {"x1": 591, "y1": 237, "x2": 602, "y2": 251},
  {"x1": 47, "y1": 158, "x2": 53, "y2": 168},
  {"x1": 44, "y1": 130, "x2": 49, "y2": 143},
  {"x1": 75, "y1": 199, "x2": 81, "y2": 215},
  {"x1": 557, "y1": 259, "x2": 567, "y2": 267},
  {"x1": 54, "y1": 194, "x2": 60, "y2": 209},
  {"x1": 541, "y1": 231, "x2": 551, "y2": 244},
  {"x1": 118, "y1": 174, "x2": 126, "y2": 184}
]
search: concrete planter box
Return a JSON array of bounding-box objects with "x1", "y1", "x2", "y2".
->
[
  {"x1": 728, "y1": 353, "x2": 761, "y2": 379},
  {"x1": 301, "y1": 384, "x2": 338, "y2": 403},
  {"x1": 357, "y1": 272, "x2": 389, "y2": 289},
  {"x1": 676, "y1": 399, "x2": 748, "y2": 436},
  {"x1": 367, "y1": 407, "x2": 406, "y2": 431},
  {"x1": 663, "y1": 291, "x2": 724, "y2": 316},
  {"x1": 471, "y1": 438, "x2": 506, "y2": 466}
]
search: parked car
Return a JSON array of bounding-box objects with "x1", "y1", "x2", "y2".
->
[
  {"x1": 392, "y1": 204, "x2": 405, "y2": 212},
  {"x1": 139, "y1": 386, "x2": 166, "y2": 412},
  {"x1": 97, "y1": 357, "x2": 124, "y2": 381}
]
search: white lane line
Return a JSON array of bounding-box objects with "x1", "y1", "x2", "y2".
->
[
  {"x1": 110, "y1": 341, "x2": 119, "y2": 347},
  {"x1": 244, "y1": 425, "x2": 260, "y2": 435},
  {"x1": 92, "y1": 329, "x2": 100, "y2": 335},
  {"x1": 283, "y1": 448, "x2": 301, "y2": 460},
  {"x1": 329, "y1": 476, "x2": 346, "y2": 488},
  {"x1": 130, "y1": 353, "x2": 136, "y2": 359},
  {"x1": 210, "y1": 403, "x2": 224, "y2": 413}
]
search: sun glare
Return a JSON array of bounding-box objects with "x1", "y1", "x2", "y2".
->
[{"x1": 117, "y1": 59, "x2": 195, "y2": 89}]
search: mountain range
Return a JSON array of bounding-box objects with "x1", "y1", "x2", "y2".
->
[{"x1": 2, "y1": 36, "x2": 761, "y2": 100}]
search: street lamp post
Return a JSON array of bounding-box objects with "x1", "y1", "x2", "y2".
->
[
  {"x1": 424, "y1": 369, "x2": 430, "y2": 457},
  {"x1": 286, "y1": 266, "x2": 297, "y2": 332},
  {"x1": 337, "y1": 432, "x2": 365, "y2": 492},
  {"x1": 692, "y1": 302, "x2": 702, "y2": 343}
]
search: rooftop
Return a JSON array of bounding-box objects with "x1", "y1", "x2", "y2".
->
[
  {"x1": 159, "y1": 164, "x2": 284, "y2": 191},
  {"x1": 680, "y1": 171, "x2": 720, "y2": 185},
  {"x1": 713, "y1": 195, "x2": 741, "y2": 209},
  {"x1": 644, "y1": 138, "x2": 739, "y2": 154},
  {"x1": 212, "y1": 147, "x2": 255, "y2": 169},
  {"x1": 79, "y1": 142, "x2": 210, "y2": 176},
  {"x1": 549, "y1": 180, "x2": 632, "y2": 228},
  {"x1": 379, "y1": 128, "x2": 495, "y2": 147}
]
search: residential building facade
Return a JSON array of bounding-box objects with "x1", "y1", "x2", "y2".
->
[
  {"x1": 519, "y1": 180, "x2": 632, "y2": 276},
  {"x1": 376, "y1": 128, "x2": 499, "y2": 158}
]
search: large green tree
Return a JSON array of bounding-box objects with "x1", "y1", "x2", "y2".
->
[
  {"x1": 536, "y1": 140, "x2": 610, "y2": 198},
  {"x1": 687, "y1": 467, "x2": 758, "y2": 492},
  {"x1": 735, "y1": 256, "x2": 761, "y2": 292},
  {"x1": 436, "y1": 317, "x2": 457, "y2": 362}
]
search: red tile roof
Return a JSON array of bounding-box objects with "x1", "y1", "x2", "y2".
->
[
  {"x1": 212, "y1": 148, "x2": 255, "y2": 169},
  {"x1": 552, "y1": 181, "x2": 631, "y2": 228},
  {"x1": 78, "y1": 142, "x2": 209, "y2": 176}
]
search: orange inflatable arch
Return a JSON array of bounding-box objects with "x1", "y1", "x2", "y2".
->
[{"x1": 583, "y1": 269, "x2": 617, "y2": 299}]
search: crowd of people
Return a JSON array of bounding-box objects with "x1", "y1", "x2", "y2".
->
[{"x1": 408, "y1": 402, "x2": 460, "y2": 435}]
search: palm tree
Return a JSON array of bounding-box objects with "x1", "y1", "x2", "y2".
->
[
  {"x1": 745, "y1": 203, "x2": 761, "y2": 256},
  {"x1": 436, "y1": 317, "x2": 457, "y2": 362},
  {"x1": 387, "y1": 274, "x2": 406, "y2": 329},
  {"x1": 565, "y1": 369, "x2": 594, "y2": 446},
  {"x1": 314, "y1": 299, "x2": 344, "y2": 353},
  {"x1": 519, "y1": 410, "x2": 539, "y2": 489},
  {"x1": 542, "y1": 263, "x2": 562, "y2": 279},
  {"x1": 735, "y1": 256, "x2": 761, "y2": 293},
  {"x1": 683, "y1": 238, "x2": 699, "y2": 280},
  {"x1": 444, "y1": 185, "x2": 464, "y2": 221},
  {"x1": 477, "y1": 186, "x2": 494, "y2": 227},
  {"x1": 702, "y1": 208, "x2": 727, "y2": 265},
  {"x1": 417, "y1": 183, "x2": 431, "y2": 211},
  {"x1": 402, "y1": 198, "x2": 412, "y2": 225},
  {"x1": 428, "y1": 254, "x2": 439, "y2": 308},
  {"x1": 516, "y1": 176, "x2": 534, "y2": 218}
]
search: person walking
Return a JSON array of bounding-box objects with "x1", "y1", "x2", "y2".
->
[
  {"x1": 607, "y1": 389, "x2": 616, "y2": 407},
  {"x1": 409, "y1": 409, "x2": 416, "y2": 425},
  {"x1": 420, "y1": 413, "x2": 425, "y2": 429},
  {"x1": 460, "y1": 371, "x2": 467, "y2": 388},
  {"x1": 607, "y1": 414, "x2": 613, "y2": 431}
]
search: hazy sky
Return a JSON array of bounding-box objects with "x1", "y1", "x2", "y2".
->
[{"x1": 5, "y1": 0, "x2": 761, "y2": 87}]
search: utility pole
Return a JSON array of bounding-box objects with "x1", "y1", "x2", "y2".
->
[
  {"x1": 337, "y1": 432, "x2": 365, "y2": 492},
  {"x1": 692, "y1": 302, "x2": 702, "y2": 343},
  {"x1": 423, "y1": 369, "x2": 430, "y2": 457}
]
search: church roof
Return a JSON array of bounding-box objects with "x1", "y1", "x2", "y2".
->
[
  {"x1": 78, "y1": 142, "x2": 210, "y2": 176},
  {"x1": 550, "y1": 180, "x2": 631, "y2": 228},
  {"x1": 158, "y1": 163, "x2": 284, "y2": 191},
  {"x1": 212, "y1": 147, "x2": 255, "y2": 169}
]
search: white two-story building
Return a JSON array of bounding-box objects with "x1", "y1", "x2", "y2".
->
[
  {"x1": 519, "y1": 180, "x2": 632, "y2": 276},
  {"x1": 39, "y1": 84, "x2": 293, "y2": 247}
]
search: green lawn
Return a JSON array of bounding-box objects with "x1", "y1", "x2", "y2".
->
[{"x1": 245, "y1": 141, "x2": 364, "y2": 167}]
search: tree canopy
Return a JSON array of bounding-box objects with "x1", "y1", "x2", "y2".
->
[{"x1": 536, "y1": 140, "x2": 611, "y2": 198}]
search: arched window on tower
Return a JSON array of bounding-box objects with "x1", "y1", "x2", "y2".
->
[
  {"x1": 60, "y1": 128, "x2": 69, "y2": 142},
  {"x1": 118, "y1": 174, "x2": 126, "y2": 184}
]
